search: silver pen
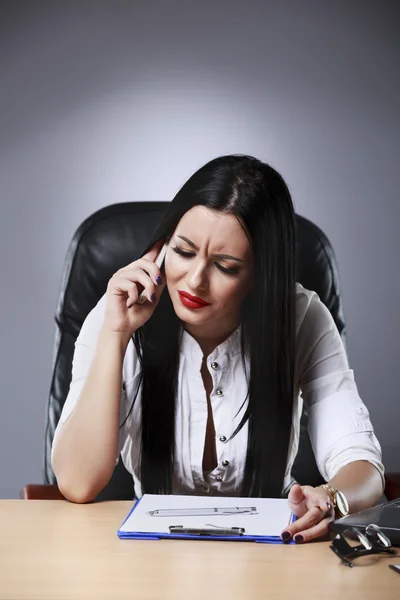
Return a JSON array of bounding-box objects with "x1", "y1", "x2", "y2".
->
[{"x1": 147, "y1": 506, "x2": 257, "y2": 517}]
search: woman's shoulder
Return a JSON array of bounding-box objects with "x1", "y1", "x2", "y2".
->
[
  {"x1": 295, "y1": 281, "x2": 317, "y2": 315},
  {"x1": 295, "y1": 282, "x2": 331, "y2": 335}
]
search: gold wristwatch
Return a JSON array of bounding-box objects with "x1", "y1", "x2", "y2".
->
[{"x1": 319, "y1": 483, "x2": 349, "y2": 518}]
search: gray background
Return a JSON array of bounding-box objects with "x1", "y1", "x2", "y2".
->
[{"x1": 0, "y1": 0, "x2": 399, "y2": 498}]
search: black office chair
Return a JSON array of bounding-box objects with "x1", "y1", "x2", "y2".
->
[{"x1": 23, "y1": 202, "x2": 349, "y2": 501}]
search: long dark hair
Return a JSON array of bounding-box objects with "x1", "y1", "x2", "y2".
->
[{"x1": 131, "y1": 154, "x2": 297, "y2": 497}]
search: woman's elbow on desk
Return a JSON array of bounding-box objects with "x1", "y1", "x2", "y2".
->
[
  {"x1": 55, "y1": 472, "x2": 109, "y2": 504},
  {"x1": 57, "y1": 482, "x2": 96, "y2": 504},
  {"x1": 51, "y1": 447, "x2": 112, "y2": 504}
]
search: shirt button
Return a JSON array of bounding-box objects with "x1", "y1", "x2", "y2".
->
[
  {"x1": 211, "y1": 362, "x2": 219, "y2": 370},
  {"x1": 216, "y1": 476, "x2": 222, "y2": 482},
  {"x1": 222, "y1": 460, "x2": 229, "y2": 467},
  {"x1": 219, "y1": 435, "x2": 227, "y2": 442},
  {"x1": 216, "y1": 389, "x2": 224, "y2": 396}
]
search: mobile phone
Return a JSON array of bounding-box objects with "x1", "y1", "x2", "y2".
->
[{"x1": 136, "y1": 243, "x2": 168, "y2": 305}]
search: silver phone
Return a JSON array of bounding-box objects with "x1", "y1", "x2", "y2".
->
[{"x1": 136, "y1": 243, "x2": 168, "y2": 305}]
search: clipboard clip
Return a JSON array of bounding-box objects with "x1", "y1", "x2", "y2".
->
[{"x1": 169, "y1": 525, "x2": 245, "y2": 536}]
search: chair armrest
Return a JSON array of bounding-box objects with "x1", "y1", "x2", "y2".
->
[
  {"x1": 20, "y1": 484, "x2": 65, "y2": 500},
  {"x1": 384, "y1": 472, "x2": 400, "y2": 502}
]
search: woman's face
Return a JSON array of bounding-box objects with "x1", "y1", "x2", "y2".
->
[{"x1": 165, "y1": 206, "x2": 253, "y2": 337}]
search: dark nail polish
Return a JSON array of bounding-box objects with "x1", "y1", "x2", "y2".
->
[
  {"x1": 281, "y1": 531, "x2": 291, "y2": 541},
  {"x1": 155, "y1": 275, "x2": 162, "y2": 285},
  {"x1": 150, "y1": 293, "x2": 157, "y2": 303},
  {"x1": 294, "y1": 534, "x2": 304, "y2": 544}
]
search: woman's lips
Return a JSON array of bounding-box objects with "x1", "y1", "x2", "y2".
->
[{"x1": 178, "y1": 290, "x2": 211, "y2": 309}]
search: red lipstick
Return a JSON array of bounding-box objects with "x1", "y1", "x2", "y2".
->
[{"x1": 178, "y1": 290, "x2": 211, "y2": 309}]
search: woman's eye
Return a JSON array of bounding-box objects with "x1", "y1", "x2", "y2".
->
[
  {"x1": 172, "y1": 246, "x2": 195, "y2": 258},
  {"x1": 172, "y1": 246, "x2": 239, "y2": 275},
  {"x1": 215, "y1": 263, "x2": 239, "y2": 276}
]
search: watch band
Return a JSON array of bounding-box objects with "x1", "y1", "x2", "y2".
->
[
  {"x1": 319, "y1": 483, "x2": 350, "y2": 518},
  {"x1": 320, "y1": 483, "x2": 337, "y2": 498}
]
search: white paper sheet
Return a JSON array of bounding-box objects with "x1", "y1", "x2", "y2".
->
[{"x1": 119, "y1": 494, "x2": 293, "y2": 537}]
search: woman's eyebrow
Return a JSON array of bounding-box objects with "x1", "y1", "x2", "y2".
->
[{"x1": 176, "y1": 235, "x2": 244, "y2": 263}]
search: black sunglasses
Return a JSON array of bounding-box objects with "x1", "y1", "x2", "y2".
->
[{"x1": 330, "y1": 523, "x2": 397, "y2": 567}]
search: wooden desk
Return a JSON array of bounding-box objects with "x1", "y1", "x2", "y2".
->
[{"x1": 0, "y1": 500, "x2": 398, "y2": 599}]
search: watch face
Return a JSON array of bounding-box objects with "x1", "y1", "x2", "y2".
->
[{"x1": 336, "y1": 491, "x2": 350, "y2": 516}]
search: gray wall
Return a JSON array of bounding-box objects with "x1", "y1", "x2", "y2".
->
[{"x1": 1, "y1": 0, "x2": 399, "y2": 498}]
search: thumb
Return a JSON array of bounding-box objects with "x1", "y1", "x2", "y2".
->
[{"x1": 288, "y1": 483, "x2": 307, "y2": 517}]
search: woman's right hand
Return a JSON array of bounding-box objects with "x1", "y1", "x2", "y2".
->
[{"x1": 103, "y1": 244, "x2": 167, "y2": 338}]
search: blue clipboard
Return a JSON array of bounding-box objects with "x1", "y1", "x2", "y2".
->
[{"x1": 117, "y1": 497, "x2": 296, "y2": 544}]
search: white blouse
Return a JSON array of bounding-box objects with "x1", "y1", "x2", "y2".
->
[{"x1": 52, "y1": 284, "x2": 384, "y2": 498}]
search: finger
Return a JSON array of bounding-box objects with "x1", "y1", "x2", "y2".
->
[
  {"x1": 127, "y1": 271, "x2": 157, "y2": 305},
  {"x1": 115, "y1": 268, "x2": 156, "y2": 297},
  {"x1": 142, "y1": 240, "x2": 164, "y2": 263},
  {"x1": 119, "y1": 258, "x2": 164, "y2": 287},
  {"x1": 287, "y1": 484, "x2": 307, "y2": 517},
  {"x1": 108, "y1": 276, "x2": 139, "y2": 305},
  {"x1": 317, "y1": 495, "x2": 332, "y2": 513},
  {"x1": 281, "y1": 506, "x2": 324, "y2": 541},
  {"x1": 291, "y1": 515, "x2": 333, "y2": 544},
  {"x1": 288, "y1": 483, "x2": 304, "y2": 504},
  {"x1": 111, "y1": 273, "x2": 156, "y2": 305},
  {"x1": 303, "y1": 487, "x2": 332, "y2": 513}
]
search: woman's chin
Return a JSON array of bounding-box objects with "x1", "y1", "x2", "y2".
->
[{"x1": 172, "y1": 302, "x2": 212, "y2": 326}]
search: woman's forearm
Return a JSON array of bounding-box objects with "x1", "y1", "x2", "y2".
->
[
  {"x1": 328, "y1": 460, "x2": 384, "y2": 514},
  {"x1": 51, "y1": 329, "x2": 131, "y2": 503}
]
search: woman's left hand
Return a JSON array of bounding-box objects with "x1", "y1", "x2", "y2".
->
[{"x1": 281, "y1": 483, "x2": 335, "y2": 544}]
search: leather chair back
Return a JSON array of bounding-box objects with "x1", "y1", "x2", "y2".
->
[{"x1": 45, "y1": 202, "x2": 346, "y2": 500}]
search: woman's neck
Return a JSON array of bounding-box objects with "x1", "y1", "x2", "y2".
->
[{"x1": 184, "y1": 320, "x2": 240, "y2": 357}]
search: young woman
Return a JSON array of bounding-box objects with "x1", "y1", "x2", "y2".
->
[{"x1": 52, "y1": 154, "x2": 384, "y2": 543}]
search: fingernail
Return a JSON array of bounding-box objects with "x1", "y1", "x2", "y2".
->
[
  {"x1": 281, "y1": 531, "x2": 291, "y2": 541},
  {"x1": 150, "y1": 293, "x2": 157, "y2": 303},
  {"x1": 326, "y1": 502, "x2": 332, "y2": 510},
  {"x1": 155, "y1": 275, "x2": 162, "y2": 285},
  {"x1": 294, "y1": 534, "x2": 304, "y2": 544}
]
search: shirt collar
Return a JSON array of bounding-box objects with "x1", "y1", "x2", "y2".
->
[{"x1": 180, "y1": 325, "x2": 242, "y2": 370}]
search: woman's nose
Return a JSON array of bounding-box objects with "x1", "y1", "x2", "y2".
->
[{"x1": 187, "y1": 262, "x2": 209, "y2": 292}]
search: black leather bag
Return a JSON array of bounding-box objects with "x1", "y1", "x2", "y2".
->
[{"x1": 45, "y1": 202, "x2": 346, "y2": 500}]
